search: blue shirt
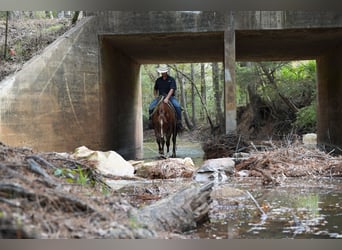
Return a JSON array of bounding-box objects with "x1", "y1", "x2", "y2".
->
[{"x1": 154, "y1": 75, "x2": 177, "y2": 96}]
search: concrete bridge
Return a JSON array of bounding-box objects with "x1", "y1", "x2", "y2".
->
[{"x1": 0, "y1": 11, "x2": 341, "y2": 159}]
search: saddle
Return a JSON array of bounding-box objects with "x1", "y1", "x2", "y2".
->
[{"x1": 151, "y1": 96, "x2": 177, "y2": 117}]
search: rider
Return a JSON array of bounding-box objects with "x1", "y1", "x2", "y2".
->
[{"x1": 148, "y1": 64, "x2": 183, "y2": 130}]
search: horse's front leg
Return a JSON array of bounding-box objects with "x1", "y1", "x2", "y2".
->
[
  {"x1": 171, "y1": 132, "x2": 177, "y2": 158},
  {"x1": 165, "y1": 135, "x2": 171, "y2": 158},
  {"x1": 157, "y1": 137, "x2": 165, "y2": 157}
]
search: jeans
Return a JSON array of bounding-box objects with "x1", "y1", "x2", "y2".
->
[{"x1": 149, "y1": 96, "x2": 182, "y2": 121}]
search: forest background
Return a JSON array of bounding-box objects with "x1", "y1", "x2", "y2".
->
[{"x1": 141, "y1": 60, "x2": 317, "y2": 140}]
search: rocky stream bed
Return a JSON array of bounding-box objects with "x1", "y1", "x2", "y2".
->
[{"x1": 0, "y1": 131, "x2": 341, "y2": 239}]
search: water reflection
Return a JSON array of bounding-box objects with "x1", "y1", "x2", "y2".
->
[
  {"x1": 143, "y1": 137, "x2": 342, "y2": 239},
  {"x1": 196, "y1": 178, "x2": 342, "y2": 239}
]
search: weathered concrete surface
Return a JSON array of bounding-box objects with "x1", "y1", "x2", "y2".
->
[
  {"x1": 0, "y1": 17, "x2": 101, "y2": 152},
  {"x1": 0, "y1": 11, "x2": 342, "y2": 158},
  {"x1": 316, "y1": 46, "x2": 342, "y2": 150}
]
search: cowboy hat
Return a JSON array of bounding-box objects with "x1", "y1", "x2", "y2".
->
[{"x1": 157, "y1": 64, "x2": 169, "y2": 73}]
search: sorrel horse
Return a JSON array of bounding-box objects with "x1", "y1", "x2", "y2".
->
[{"x1": 151, "y1": 96, "x2": 177, "y2": 158}]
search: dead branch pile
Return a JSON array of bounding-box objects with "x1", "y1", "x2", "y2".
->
[
  {"x1": 0, "y1": 142, "x2": 215, "y2": 239},
  {"x1": 202, "y1": 132, "x2": 250, "y2": 159},
  {"x1": 236, "y1": 145, "x2": 342, "y2": 185},
  {"x1": 0, "y1": 142, "x2": 157, "y2": 239}
]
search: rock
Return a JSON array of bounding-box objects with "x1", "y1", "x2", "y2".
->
[
  {"x1": 193, "y1": 170, "x2": 228, "y2": 183},
  {"x1": 303, "y1": 133, "x2": 317, "y2": 148},
  {"x1": 236, "y1": 170, "x2": 250, "y2": 177},
  {"x1": 135, "y1": 158, "x2": 195, "y2": 179},
  {"x1": 232, "y1": 152, "x2": 250, "y2": 164},
  {"x1": 193, "y1": 157, "x2": 235, "y2": 183},
  {"x1": 72, "y1": 146, "x2": 135, "y2": 177}
]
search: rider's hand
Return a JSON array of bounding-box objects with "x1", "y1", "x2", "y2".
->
[{"x1": 163, "y1": 98, "x2": 169, "y2": 103}]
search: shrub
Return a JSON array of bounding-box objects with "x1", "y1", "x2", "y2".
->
[{"x1": 294, "y1": 102, "x2": 316, "y2": 133}]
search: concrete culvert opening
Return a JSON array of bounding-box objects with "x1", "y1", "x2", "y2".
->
[{"x1": 99, "y1": 32, "x2": 225, "y2": 160}]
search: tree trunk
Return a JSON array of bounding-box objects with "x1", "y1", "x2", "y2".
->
[
  {"x1": 200, "y1": 63, "x2": 206, "y2": 120},
  {"x1": 258, "y1": 63, "x2": 299, "y2": 113},
  {"x1": 212, "y1": 62, "x2": 224, "y2": 126},
  {"x1": 190, "y1": 63, "x2": 196, "y2": 127},
  {"x1": 45, "y1": 11, "x2": 53, "y2": 19},
  {"x1": 3, "y1": 11, "x2": 9, "y2": 59},
  {"x1": 174, "y1": 65, "x2": 193, "y2": 130},
  {"x1": 171, "y1": 64, "x2": 213, "y2": 130},
  {"x1": 72, "y1": 11, "x2": 80, "y2": 25}
]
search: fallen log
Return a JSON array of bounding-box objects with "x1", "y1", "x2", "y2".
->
[{"x1": 131, "y1": 182, "x2": 214, "y2": 233}]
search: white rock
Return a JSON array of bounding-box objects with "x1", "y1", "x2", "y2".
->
[
  {"x1": 237, "y1": 170, "x2": 250, "y2": 177},
  {"x1": 303, "y1": 133, "x2": 317, "y2": 148},
  {"x1": 193, "y1": 171, "x2": 227, "y2": 183},
  {"x1": 199, "y1": 157, "x2": 235, "y2": 175},
  {"x1": 193, "y1": 157, "x2": 235, "y2": 183},
  {"x1": 72, "y1": 146, "x2": 134, "y2": 177}
]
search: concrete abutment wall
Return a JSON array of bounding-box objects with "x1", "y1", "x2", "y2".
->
[
  {"x1": 316, "y1": 45, "x2": 342, "y2": 150},
  {"x1": 99, "y1": 36, "x2": 142, "y2": 159},
  {"x1": 0, "y1": 11, "x2": 342, "y2": 158}
]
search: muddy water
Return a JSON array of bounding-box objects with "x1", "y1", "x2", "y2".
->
[
  {"x1": 143, "y1": 136, "x2": 342, "y2": 239},
  {"x1": 193, "y1": 177, "x2": 342, "y2": 239},
  {"x1": 143, "y1": 136, "x2": 204, "y2": 166}
]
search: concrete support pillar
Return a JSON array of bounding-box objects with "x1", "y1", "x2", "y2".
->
[
  {"x1": 224, "y1": 13, "x2": 237, "y2": 133},
  {"x1": 316, "y1": 46, "x2": 342, "y2": 151},
  {"x1": 100, "y1": 36, "x2": 143, "y2": 159}
]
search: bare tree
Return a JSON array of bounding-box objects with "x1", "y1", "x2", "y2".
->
[
  {"x1": 45, "y1": 11, "x2": 54, "y2": 19},
  {"x1": 3, "y1": 11, "x2": 9, "y2": 59},
  {"x1": 72, "y1": 11, "x2": 81, "y2": 25},
  {"x1": 212, "y1": 62, "x2": 224, "y2": 126},
  {"x1": 200, "y1": 63, "x2": 206, "y2": 120},
  {"x1": 174, "y1": 64, "x2": 194, "y2": 130},
  {"x1": 171, "y1": 64, "x2": 214, "y2": 130},
  {"x1": 190, "y1": 63, "x2": 196, "y2": 127}
]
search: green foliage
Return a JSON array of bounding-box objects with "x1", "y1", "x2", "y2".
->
[
  {"x1": 43, "y1": 23, "x2": 65, "y2": 33},
  {"x1": 236, "y1": 60, "x2": 317, "y2": 135},
  {"x1": 140, "y1": 60, "x2": 317, "y2": 134},
  {"x1": 53, "y1": 166, "x2": 91, "y2": 186},
  {"x1": 101, "y1": 185, "x2": 111, "y2": 196},
  {"x1": 76, "y1": 165, "x2": 89, "y2": 185},
  {"x1": 294, "y1": 102, "x2": 317, "y2": 133}
]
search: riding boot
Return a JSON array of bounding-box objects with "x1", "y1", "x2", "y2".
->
[
  {"x1": 148, "y1": 111, "x2": 154, "y2": 129},
  {"x1": 148, "y1": 116, "x2": 153, "y2": 129},
  {"x1": 176, "y1": 120, "x2": 184, "y2": 131}
]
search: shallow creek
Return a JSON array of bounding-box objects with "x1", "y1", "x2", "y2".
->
[
  {"x1": 194, "y1": 177, "x2": 342, "y2": 239},
  {"x1": 116, "y1": 138, "x2": 342, "y2": 239}
]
